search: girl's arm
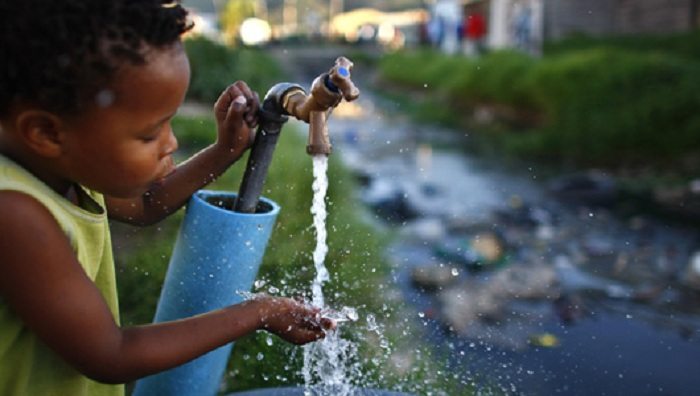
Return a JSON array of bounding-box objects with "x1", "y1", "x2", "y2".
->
[
  {"x1": 106, "y1": 81, "x2": 259, "y2": 226},
  {"x1": 0, "y1": 191, "x2": 331, "y2": 383}
]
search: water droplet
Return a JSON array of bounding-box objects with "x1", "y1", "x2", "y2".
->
[{"x1": 95, "y1": 89, "x2": 115, "y2": 108}]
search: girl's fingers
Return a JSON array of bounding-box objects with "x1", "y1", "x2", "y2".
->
[
  {"x1": 214, "y1": 85, "x2": 243, "y2": 122},
  {"x1": 224, "y1": 94, "x2": 247, "y2": 128}
]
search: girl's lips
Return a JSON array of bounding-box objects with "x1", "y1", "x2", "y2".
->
[
  {"x1": 157, "y1": 168, "x2": 175, "y2": 182},
  {"x1": 152, "y1": 161, "x2": 177, "y2": 187}
]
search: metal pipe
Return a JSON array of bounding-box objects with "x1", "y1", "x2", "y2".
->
[{"x1": 233, "y1": 83, "x2": 301, "y2": 213}]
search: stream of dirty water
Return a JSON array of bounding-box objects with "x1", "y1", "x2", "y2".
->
[{"x1": 326, "y1": 91, "x2": 700, "y2": 396}]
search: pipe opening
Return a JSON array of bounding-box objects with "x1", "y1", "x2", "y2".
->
[{"x1": 203, "y1": 194, "x2": 273, "y2": 214}]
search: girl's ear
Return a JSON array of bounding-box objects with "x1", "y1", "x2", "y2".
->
[{"x1": 14, "y1": 110, "x2": 65, "y2": 158}]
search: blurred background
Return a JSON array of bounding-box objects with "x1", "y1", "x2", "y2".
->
[{"x1": 115, "y1": 1, "x2": 700, "y2": 395}]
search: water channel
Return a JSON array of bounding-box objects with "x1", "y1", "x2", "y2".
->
[{"x1": 322, "y1": 86, "x2": 700, "y2": 395}]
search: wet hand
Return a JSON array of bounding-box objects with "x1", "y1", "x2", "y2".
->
[
  {"x1": 213, "y1": 81, "x2": 260, "y2": 159},
  {"x1": 256, "y1": 296, "x2": 336, "y2": 345}
]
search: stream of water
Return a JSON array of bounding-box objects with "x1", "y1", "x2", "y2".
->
[
  {"x1": 325, "y1": 93, "x2": 700, "y2": 395},
  {"x1": 302, "y1": 155, "x2": 359, "y2": 396}
]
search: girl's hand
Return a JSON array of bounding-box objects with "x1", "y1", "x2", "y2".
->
[
  {"x1": 255, "y1": 295, "x2": 336, "y2": 345},
  {"x1": 213, "y1": 81, "x2": 260, "y2": 159}
]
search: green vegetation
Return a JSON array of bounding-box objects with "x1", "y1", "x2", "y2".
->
[
  {"x1": 114, "y1": 114, "x2": 466, "y2": 394},
  {"x1": 544, "y1": 30, "x2": 700, "y2": 61},
  {"x1": 184, "y1": 36, "x2": 284, "y2": 103},
  {"x1": 378, "y1": 33, "x2": 700, "y2": 171}
]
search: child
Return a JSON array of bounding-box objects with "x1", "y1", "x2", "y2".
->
[{"x1": 0, "y1": 1, "x2": 334, "y2": 395}]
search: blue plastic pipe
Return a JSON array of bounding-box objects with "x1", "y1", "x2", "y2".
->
[{"x1": 133, "y1": 190, "x2": 280, "y2": 396}]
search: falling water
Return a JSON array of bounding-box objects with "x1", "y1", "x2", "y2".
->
[
  {"x1": 309, "y1": 155, "x2": 330, "y2": 307},
  {"x1": 302, "y1": 155, "x2": 359, "y2": 395}
]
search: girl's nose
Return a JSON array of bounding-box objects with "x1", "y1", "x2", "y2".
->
[{"x1": 162, "y1": 126, "x2": 178, "y2": 157}]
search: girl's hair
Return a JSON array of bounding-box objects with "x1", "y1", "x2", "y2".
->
[{"x1": 0, "y1": 0, "x2": 192, "y2": 116}]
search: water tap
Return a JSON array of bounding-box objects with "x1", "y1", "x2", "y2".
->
[
  {"x1": 264, "y1": 56, "x2": 360, "y2": 155},
  {"x1": 235, "y1": 57, "x2": 359, "y2": 212}
]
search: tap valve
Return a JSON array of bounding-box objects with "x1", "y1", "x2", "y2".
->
[{"x1": 279, "y1": 56, "x2": 360, "y2": 155}]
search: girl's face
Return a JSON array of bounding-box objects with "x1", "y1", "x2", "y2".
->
[{"x1": 60, "y1": 43, "x2": 190, "y2": 198}]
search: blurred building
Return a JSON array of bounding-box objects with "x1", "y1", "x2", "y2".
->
[
  {"x1": 544, "y1": 0, "x2": 700, "y2": 38},
  {"x1": 329, "y1": 8, "x2": 429, "y2": 48},
  {"x1": 428, "y1": 0, "x2": 700, "y2": 55}
]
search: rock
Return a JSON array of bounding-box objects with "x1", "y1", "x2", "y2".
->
[
  {"x1": 437, "y1": 263, "x2": 560, "y2": 336},
  {"x1": 472, "y1": 232, "x2": 506, "y2": 263},
  {"x1": 581, "y1": 234, "x2": 616, "y2": 257},
  {"x1": 400, "y1": 217, "x2": 446, "y2": 242},
  {"x1": 548, "y1": 170, "x2": 618, "y2": 206},
  {"x1": 488, "y1": 263, "x2": 559, "y2": 300},
  {"x1": 681, "y1": 251, "x2": 700, "y2": 291},
  {"x1": 361, "y1": 179, "x2": 418, "y2": 223},
  {"x1": 438, "y1": 285, "x2": 504, "y2": 334},
  {"x1": 553, "y1": 294, "x2": 588, "y2": 323},
  {"x1": 434, "y1": 231, "x2": 506, "y2": 269},
  {"x1": 652, "y1": 181, "x2": 700, "y2": 221},
  {"x1": 494, "y1": 200, "x2": 553, "y2": 228},
  {"x1": 410, "y1": 265, "x2": 459, "y2": 291},
  {"x1": 554, "y1": 255, "x2": 635, "y2": 298}
]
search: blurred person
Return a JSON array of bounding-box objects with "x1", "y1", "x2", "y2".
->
[{"x1": 464, "y1": 11, "x2": 487, "y2": 56}]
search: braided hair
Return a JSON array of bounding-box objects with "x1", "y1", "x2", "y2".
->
[{"x1": 0, "y1": 0, "x2": 192, "y2": 116}]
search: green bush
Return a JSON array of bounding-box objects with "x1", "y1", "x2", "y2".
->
[
  {"x1": 523, "y1": 48, "x2": 700, "y2": 163},
  {"x1": 544, "y1": 29, "x2": 700, "y2": 61},
  {"x1": 184, "y1": 36, "x2": 284, "y2": 103},
  {"x1": 450, "y1": 50, "x2": 535, "y2": 106},
  {"x1": 379, "y1": 44, "x2": 700, "y2": 167}
]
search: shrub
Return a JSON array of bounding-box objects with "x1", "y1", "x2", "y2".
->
[
  {"x1": 379, "y1": 45, "x2": 700, "y2": 167},
  {"x1": 184, "y1": 36, "x2": 284, "y2": 103}
]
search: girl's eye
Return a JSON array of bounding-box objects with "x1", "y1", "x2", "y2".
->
[
  {"x1": 140, "y1": 135, "x2": 158, "y2": 142},
  {"x1": 140, "y1": 124, "x2": 165, "y2": 142}
]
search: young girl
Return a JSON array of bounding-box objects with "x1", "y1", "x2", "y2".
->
[{"x1": 0, "y1": 1, "x2": 333, "y2": 395}]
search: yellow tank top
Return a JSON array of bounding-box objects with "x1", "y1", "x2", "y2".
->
[{"x1": 0, "y1": 154, "x2": 123, "y2": 396}]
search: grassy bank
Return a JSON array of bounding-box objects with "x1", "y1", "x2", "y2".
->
[{"x1": 378, "y1": 32, "x2": 700, "y2": 173}]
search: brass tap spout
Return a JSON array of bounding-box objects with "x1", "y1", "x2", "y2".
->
[{"x1": 280, "y1": 56, "x2": 360, "y2": 155}]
